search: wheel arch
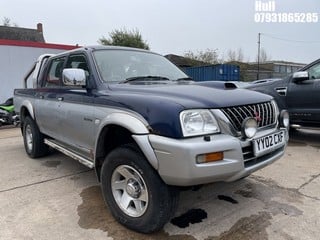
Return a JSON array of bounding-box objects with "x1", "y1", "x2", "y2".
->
[
  {"x1": 20, "y1": 100, "x2": 35, "y2": 123},
  {"x1": 94, "y1": 114, "x2": 158, "y2": 181},
  {"x1": 19, "y1": 102, "x2": 35, "y2": 133}
]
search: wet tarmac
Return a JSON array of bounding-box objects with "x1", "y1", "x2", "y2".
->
[{"x1": 0, "y1": 127, "x2": 319, "y2": 239}]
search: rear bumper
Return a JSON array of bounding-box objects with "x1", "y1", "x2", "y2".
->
[{"x1": 149, "y1": 128, "x2": 288, "y2": 186}]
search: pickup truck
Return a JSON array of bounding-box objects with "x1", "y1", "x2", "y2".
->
[
  {"x1": 247, "y1": 58, "x2": 320, "y2": 129},
  {"x1": 14, "y1": 46, "x2": 289, "y2": 233}
]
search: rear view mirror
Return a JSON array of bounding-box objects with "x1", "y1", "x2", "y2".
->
[
  {"x1": 62, "y1": 68, "x2": 86, "y2": 86},
  {"x1": 292, "y1": 71, "x2": 309, "y2": 83}
]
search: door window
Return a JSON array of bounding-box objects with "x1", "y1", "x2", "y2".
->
[
  {"x1": 45, "y1": 57, "x2": 66, "y2": 87},
  {"x1": 62, "y1": 55, "x2": 90, "y2": 88},
  {"x1": 308, "y1": 63, "x2": 320, "y2": 80}
]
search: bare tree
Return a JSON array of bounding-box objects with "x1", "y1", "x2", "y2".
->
[
  {"x1": 2, "y1": 17, "x2": 18, "y2": 27},
  {"x1": 2, "y1": 17, "x2": 11, "y2": 26},
  {"x1": 256, "y1": 48, "x2": 271, "y2": 63},
  {"x1": 237, "y1": 48, "x2": 244, "y2": 62},
  {"x1": 227, "y1": 49, "x2": 236, "y2": 62},
  {"x1": 184, "y1": 48, "x2": 220, "y2": 64},
  {"x1": 226, "y1": 48, "x2": 244, "y2": 62}
]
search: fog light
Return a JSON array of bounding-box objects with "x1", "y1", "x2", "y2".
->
[
  {"x1": 242, "y1": 117, "x2": 258, "y2": 139},
  {"x1": 197, "y1": 152, "x2": 224, "y2": 164},
  {"x1": 280, "y1": 110, "x2": 289, "y2": 129}
]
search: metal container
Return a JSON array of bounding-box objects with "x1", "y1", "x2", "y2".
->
[{"x1": 183, "y1": 64, "x2": 240, "y2": 81}]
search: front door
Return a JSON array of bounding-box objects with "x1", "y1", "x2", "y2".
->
[
  {"x1": 56, "y1": 54, "x2": 95, "y2": 159},
  {"x1": 286, "y1": 61, "x2": 320, "y2": 124}
]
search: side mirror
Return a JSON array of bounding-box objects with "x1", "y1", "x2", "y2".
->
[
  {"x1": 62, "y1": 68, "x2": 86, "y2": 86},
  {"x1": 292, "y1": 71, "x2": 309, "y2": 83}
]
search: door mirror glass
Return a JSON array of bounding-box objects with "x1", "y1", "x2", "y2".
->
[
  {"x1": 62, "y1": 68, "x2": 86, "y2": 86},
  {"x1": 292, "y1": 71, "x2": 309, "y2": 83}
]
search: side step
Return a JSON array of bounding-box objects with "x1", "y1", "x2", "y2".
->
[{"x1": 44, "y1": 139, "x2": 94, "y2": 169}]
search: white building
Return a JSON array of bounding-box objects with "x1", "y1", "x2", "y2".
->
[{"x1": 0, "y1": 23, "x2": 78, "y2": 103}]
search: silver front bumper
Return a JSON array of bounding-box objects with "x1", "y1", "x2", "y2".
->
[{"x1": 149, "y1": 128, "x2": 288, "y2": 186}]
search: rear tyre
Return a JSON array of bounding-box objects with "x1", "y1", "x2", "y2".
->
[
  {"x1": 23, "y1": 116, "x2": 48, "y2": 158},
  {"x1": 100, "y1": 144, "x2": 179, "y2": 233}
]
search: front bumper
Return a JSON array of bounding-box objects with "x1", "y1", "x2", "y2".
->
[{"x1": 149, "y1": 128, "x2": 288, "y2": 186}]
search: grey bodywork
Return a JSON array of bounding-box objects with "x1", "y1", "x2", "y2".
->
[{"x1": 14, "y1": 47, "x2": 288, "y2": 186}]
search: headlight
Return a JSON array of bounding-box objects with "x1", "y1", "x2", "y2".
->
[
  {"x1": 280, "y1": 110, "x2": 290, "y2": 129},
  {"x1": 180, "y1": 110, "x2": 220, "y2": 137},
  {"x1": 242, "y1": 117, "x2": 258, "y2": 139}
]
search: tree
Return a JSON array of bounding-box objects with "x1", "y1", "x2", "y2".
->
[
  {"x1": 226, "y1": 48, "x2": 244, "y2": 62},
  {"x1": 2, "y1": 17, "x2": 18, "y2": 27},
  {"x1": 256, "y1": 48, "x2": 271, "y2": 63},
  {"x1": 99, "y1": 28, "x2": 149, "y2": 50},
  {"x1": 2, "y1": 17, "x2": 10, "y2": 26},
  {"x1": 184, "y1": 48, "x2": 220, "y2": 65},
  {"x1": 226, "y1": 49, "x2": 236, "y2": 62}
]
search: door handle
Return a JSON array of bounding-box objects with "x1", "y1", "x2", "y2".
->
[{"x1": 57, "y1": 97, "x2": 64, "y2": 101}]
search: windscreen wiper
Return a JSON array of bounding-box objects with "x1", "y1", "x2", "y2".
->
[
  {"x1": 176, "y1": 77, "x2": 193, "y2": 81},
  {"x1": 121, "y1": 76, "x2": 170, "y2": 83}
]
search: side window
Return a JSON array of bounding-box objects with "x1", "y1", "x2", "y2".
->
[
  {"x1": 307, "y1": 63, "x2": 320, "y2": 80},
  {"x1": 45, "y1": 57, "x2": 66, "y2": 87},
  {"x1": 65, "y1": 55, "x2": 90, "y2": 86}
]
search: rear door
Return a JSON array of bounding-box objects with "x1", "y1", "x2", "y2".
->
[
  {"x1": 35, "y1": 56, "x2": 66, "y2": 140},
  {"x1": 286, "y1": 61, "x2": 320, "y2": 124}
]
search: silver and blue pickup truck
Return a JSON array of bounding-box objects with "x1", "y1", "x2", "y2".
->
[{"x1": 14, "y1": 46, "x2": 289, "y2": 233}]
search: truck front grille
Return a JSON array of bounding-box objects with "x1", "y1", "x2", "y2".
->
[{"x1": 221, "y1": 101, "x2": 277, "y2": 132}]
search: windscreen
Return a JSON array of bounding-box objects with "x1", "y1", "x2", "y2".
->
[{"x1": 93, "y1": 49, "x2": 188, "y2": 83}]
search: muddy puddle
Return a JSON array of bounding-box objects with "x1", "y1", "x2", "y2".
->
[
  {"x1": 171, "y1": 209, "x2": 207, "y2": 228},
  {"x1": 77, "y1": 177, "x2": 304, "y2": 240},
  {"x1": 77, "y1": 186, "x2": 196, "y2": 240},
  {"x1": 207, "y1": 212, "x2": 272, "y2": 240}
]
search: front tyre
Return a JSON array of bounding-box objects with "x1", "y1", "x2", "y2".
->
[
  {"x1": 100, "y1": 144, "x2": 179, "y2": 233},
  {"x1": 23, "y1": 116, "x2": 48, "y2": 158}
]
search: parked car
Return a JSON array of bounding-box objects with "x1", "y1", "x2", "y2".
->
[{"x1": 247, "y1": 58, "x2": 320, "y2": 129}]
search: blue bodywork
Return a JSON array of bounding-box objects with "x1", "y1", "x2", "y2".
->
[{"x1": 15, "y1": 46, "x2": 273, "y2": 138}]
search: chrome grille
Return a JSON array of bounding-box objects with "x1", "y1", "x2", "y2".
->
[{"x1": 221, "y1": 102, "x2": 276, "y2": 132}]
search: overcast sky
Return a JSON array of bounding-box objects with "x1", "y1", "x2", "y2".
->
[{"x1": 1, "y1": 0, "x2": 319, "y2": 63}]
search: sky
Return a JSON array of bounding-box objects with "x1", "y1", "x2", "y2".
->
[{"x1": 1, "y1": 0, "x2": 320, "y2": 64}]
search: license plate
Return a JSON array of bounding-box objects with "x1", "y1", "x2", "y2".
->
[{"x1": 253, "y1": 131, "x2": 285, "y2": 157}]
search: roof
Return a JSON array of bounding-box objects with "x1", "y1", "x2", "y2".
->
[
  {"x1": 0, "y1": 39, "x2": 79, "y2": 50},
  {"x1": 165, "y1": 54, "x2": 207, "y2": 67},
  {"x1": 249, "y1": 61, "x2": 306, "y2": 67},
  {"x1": 0, "y1": 25, "x2": 45, "y2": 42},
  {"x1": 265, "y1": 60, "x2": 306, "y2": 67}
]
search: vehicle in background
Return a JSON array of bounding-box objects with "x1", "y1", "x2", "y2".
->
[
  {"x1": 251, "y1": 78, "x2": 282, "y2": 84},
  {"x1": 247, "y1": 58, "x2": 320, "y2": 129},
  {"x1": 0, "y1": 97, "x2": 19, "y2": 127}
]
